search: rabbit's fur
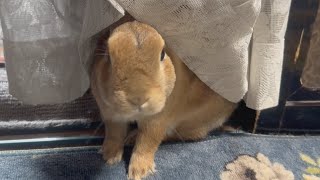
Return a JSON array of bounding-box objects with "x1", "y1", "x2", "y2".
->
[{"x1": 91, "y1": 21, "x2": 237, "y2": 180}]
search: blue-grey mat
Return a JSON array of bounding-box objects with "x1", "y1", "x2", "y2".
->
[{"x1": 0, "y1": 133, "x2": 319, "y2": 180}]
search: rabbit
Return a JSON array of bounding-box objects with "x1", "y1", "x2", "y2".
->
[{"x1": 90, "y1": 20, "x2": 237, "y2": 180}]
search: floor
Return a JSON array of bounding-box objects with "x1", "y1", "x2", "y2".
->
[{"x1": 0, "y1": 132, "x2": 319, "y2": 180}]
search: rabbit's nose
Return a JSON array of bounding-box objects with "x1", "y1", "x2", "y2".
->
[{"x1": 128, "y1": 97, "x2": 150, "y2": 108}]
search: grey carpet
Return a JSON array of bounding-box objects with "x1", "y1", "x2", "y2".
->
[{"x1": 0, "y1": 133, "x2": 319, "y2": 180}]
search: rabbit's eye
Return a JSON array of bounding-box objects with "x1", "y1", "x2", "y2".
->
[{"x1": 160, "y1": 49, "x2": 165, "y2": 61}]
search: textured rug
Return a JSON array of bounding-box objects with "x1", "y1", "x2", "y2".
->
[{"x1": 0, "y1": 133, "x2": 319, "y2": 180}]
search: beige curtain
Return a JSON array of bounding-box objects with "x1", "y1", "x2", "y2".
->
[
  {"x1": 0, "y1": 0, "x2": 292, "y2": 110},
  {"x1": 301, "y1": 3, "x2": 320, "y2": 90}
]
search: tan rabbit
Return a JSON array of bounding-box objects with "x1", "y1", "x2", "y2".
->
[{"x1": 91, "y1": 21, "x2": 237, "y2": 180}]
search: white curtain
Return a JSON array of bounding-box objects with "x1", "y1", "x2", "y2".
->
[{"x1": 0, "y1": 0, "x2": 291, "y2": 110}]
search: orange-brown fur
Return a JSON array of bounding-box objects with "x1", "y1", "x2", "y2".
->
[{"x1": 91, "y1": 21, "x2": 237, "y2": 180}]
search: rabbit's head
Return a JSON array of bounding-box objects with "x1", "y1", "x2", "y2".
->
[{"x1": 100, "y1": 21, "x2": 176, "y2": 121}]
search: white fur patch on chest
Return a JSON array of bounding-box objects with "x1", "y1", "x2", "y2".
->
[{"x1": 166, "y1": 124, "x2": 177, "y2": 136}]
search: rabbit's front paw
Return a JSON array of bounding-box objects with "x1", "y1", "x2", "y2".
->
[
  {"x1": 128, "y1": 154, "x2": 156, "y2": 180},
  {"x1": 101, "y1": 140, "x2": 124, "y2": 165}
]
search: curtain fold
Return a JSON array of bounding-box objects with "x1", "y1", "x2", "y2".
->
[
  {"x1": 301, "y1": 2, "x2": 320, "y2": 90},
  {"x1": 246, "y1": 0, "x2": 292, "y2": 110},
  {"x1": 0, "y1": 0, "x2": 292, "y2": 110},
  {"x1": 0, "y1": 0, "x2": 89, "y2": 104}
]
